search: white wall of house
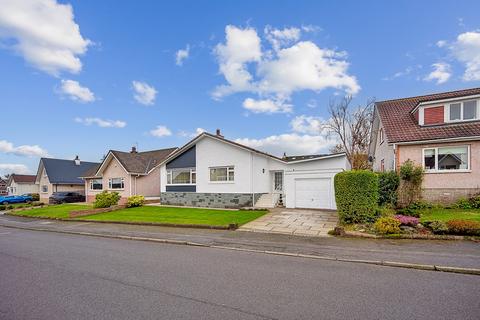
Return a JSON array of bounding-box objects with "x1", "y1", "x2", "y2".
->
[
  {"x1": 7, "y1": 181, "x2": 39, "y2": 196},
  {"x1": 371, "y1": 115, "x2": 395, "y2": 172}
]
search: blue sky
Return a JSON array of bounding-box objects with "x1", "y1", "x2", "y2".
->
[{"x1": 1, "y1": 0, "x2": 480, "y2": 175}]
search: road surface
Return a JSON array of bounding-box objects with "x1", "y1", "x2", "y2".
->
[{"x1": 1, "y1": 226, "x2": 479, "y2": 319}]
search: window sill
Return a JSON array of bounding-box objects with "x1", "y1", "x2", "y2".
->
[
  {"x1": 108, "y1": 188, "x2": 125, "y2": 191},
  {"x1": 209, "y1": 181, "x2": 235, "y2": 184},
  {"x1": 166, "y1": 184, "x2": 196, "y2": 186},
  {"x1": 425, "y1": 170, "x2": 471, "y2": 174}
]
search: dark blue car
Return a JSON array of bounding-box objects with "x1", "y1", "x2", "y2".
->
[{"x1": 0, "y1": 195, "x2": 33, "y2": 205}]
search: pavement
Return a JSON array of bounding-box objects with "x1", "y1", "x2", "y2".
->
[
  {"x1": 0, "y1": 214, "x2": 479, "y2": 269},
  {"x1": 1, "y1": 227, "x2": 479, "y2": 320},
  {"x1": 239, "y1": 208, "x2": 337, "y2": 236}
]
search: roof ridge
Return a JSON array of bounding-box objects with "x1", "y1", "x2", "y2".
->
[{"x1": 377, "y1": 87, "x2": 480, "y2": 104}]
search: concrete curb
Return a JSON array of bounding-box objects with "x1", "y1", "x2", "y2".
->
[{"x1": 1, "y1": 223, "x2": 479, "y2": 276}]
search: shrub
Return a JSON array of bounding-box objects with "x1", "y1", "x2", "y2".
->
[
  {"x1": 7, "y1": 205, "x2": 13, "y2": 210},
  {"x1": 374, "y1": 217, "x2": 401, "y2": 234},
  {"x1": 394, "y1": 214, "x2": 419, "y2": 227},
  {"x1": 425, "y1": 220, "x2": 449, "y2": 234},
  {"x1": 31, "y1": 201, "x2": 43, "y2": 207},
  {"x1": 334, "y1": 170, "x2": 379, "y2": 224},
  {"x1": 397, "y1": 160, "x2": 424, "y2": 207},
  {"x1": 377, "y1": 171, "x2": 400, "y2": 206},
  {"x1": 93, "y1": 191, "x2": 121, "y2": 208},
  {"x1": 126, "y1": 195, "x2": 145, "y2": 208},
  {"x1": 454, "y1": 198, "x2": 473, "y2": 209},
  {"x1": 469, "y1": 194, "x2": 480, "y2": 209},
  {"x1": 0, "y1": 205, "x2": 5, "y2": 211},
  {"x1": 446, "y1": 220, "x2": 480, "y2": 236},
  {"x1": 30, "y1": 193, "x2": 40, "y2": 201},
  {"x1": 378, "y1": 206, "x2": 396, "y2": 217}
]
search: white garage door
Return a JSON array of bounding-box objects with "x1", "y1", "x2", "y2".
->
[{"x1": 294, "y1": 178, "x2": 331, "y2": 209}]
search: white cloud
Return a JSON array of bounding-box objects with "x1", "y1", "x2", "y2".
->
[
  {"x1": 212, "y1": 25, "x2": 262, "y2": 99},
  {"x1": 243, "y1": 98, "x2": 292, "y2": 114},
  {"x1": 0, "y1": 140, "x2": 50, "y2": 157},
  {"x1": 175, "y1": 45, "x2": 190, "y2": 66},
  {"x1": 290, "y1": 115, "x2": 326, "y2": 135},
  {"x1": 258, "y1": 41, "x2": 360, "y2": 96},
  {"x1": 451, "y1": 31, "x2": 480, "y2": 81},
  {"x1": 301, "y1": 25, "x2": 321, "y2": 33},
  {"x1": 132, "y1": 81, "x2": 157, "y2": 105},
  {"x1": 0, "y1": 164, "x2": 30, "y2": 175},
  {"x1": 60, "y1": 79, "x2": 95, "y2": 102},
  {"x1": 306, "y1": 99, "x2": 317, "y2": 108},
  {"x1": 74, "y1": 117, "x2": 126, "y2": 128},
  {"x1": 436, "y1": 40, "x2": 447, "y2": 48},
  {"x1": 150, "y1": 125, "x2": 172, "y2": 137},
  {"x1": 212, "y1": 25, "x2": 359, "y2": 111},
  {"x1": 424, "y1": 62, "x2": 451, "y2": 84},
  {"x1": 0, "y1": 0, "x2": 91, "y2": 76},
  {"x1": 178, "y1": 127, "x2": 206, "y2": 138},
  {"x1": 235, "y1": 133, "x2": 336, "y2": 157},
  {"x1": 264, "y1": 25, "x2": 301, "y2": 51}
]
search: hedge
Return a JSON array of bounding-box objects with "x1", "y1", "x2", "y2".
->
[
  {"x1": 334, "y1": 170, "x2": 379, "y2": 224},
  {"x1": 377, "y1": 171, "x2": 400, "y2": 206}
]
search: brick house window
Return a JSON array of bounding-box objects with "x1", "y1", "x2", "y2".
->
[{"x1": 423, "y1": 146, "x2": 469, "y2": 171}]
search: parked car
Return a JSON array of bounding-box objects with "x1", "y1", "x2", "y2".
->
[
  {"x1": 0, "y1": 195, "x2": 33, "y2": 205},
  {"x1": 49, "y1": 192, "x2": 85, "y2": 204}
]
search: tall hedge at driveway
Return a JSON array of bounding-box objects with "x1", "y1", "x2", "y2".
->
[{"x1": 334, "y1": 170, "x2": 379, "y2": 224}]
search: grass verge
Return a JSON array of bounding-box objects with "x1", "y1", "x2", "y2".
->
[{"x1": 419, "y1": 208, "x2": 480, "y2": 223}]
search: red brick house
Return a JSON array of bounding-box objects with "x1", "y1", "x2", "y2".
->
[{"x1": 369, "y1": 87, "x2": 480, "y2": 204}]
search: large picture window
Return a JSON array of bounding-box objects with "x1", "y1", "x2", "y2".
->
[
  {"x1": 448, "y1": 100, "x2": 478, "y2": 122},
  {"x1": 167, "y1": 168, "x2": 196, "y2": 185},
  {"x1": 210, "y1": 166, "x2": 234, "y2": 182},
  {"x1": 423, "y1": 146, "x2": 469, "y2": 171},
  {"x1": 90, "y1": 179, "x2": 103, "y2": 190},
  {"x1": 108, "y1": 178, "x2": 124, "y2": 189}
]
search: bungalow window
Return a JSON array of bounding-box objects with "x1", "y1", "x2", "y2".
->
[
  {"x1": 448, "y1": 100, "x2": 478, "y2": 122},
  {"x1": 108, "y1": 178, "x2": 124, "y2": 189},
  {"x1": 423, "y1": 146, "x2": 469, "y2": 171},
  {"x1": 41, "y1": 185, "x2": 48, "y2": 193},
  {"x1": 90, "y1": 179, "x2": 103, "y2": 190},
  {"x1": 166, "y1": 168, "x2": 196, "y2": 185},
  {"x1": 210, "y1": 166, "x2": 234, "y2": 182}
]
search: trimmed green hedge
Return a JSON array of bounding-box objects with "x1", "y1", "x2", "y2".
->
[
  {"x1": 334, "y1": 170, "x2": 379, "y2": 223},
  {"x1": 377, "y1": 171, "x2": 400, "y2": 206}
]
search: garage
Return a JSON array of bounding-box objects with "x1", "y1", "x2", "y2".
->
[{"x1": 294, "y1": 178, "x2": 331, "y2": 209}]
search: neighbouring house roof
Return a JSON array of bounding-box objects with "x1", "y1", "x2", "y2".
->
[
  {"x1": 38, "y1": 158, "x2": 100, "y2": 184},
  {"x1": 86, "y1": 147, "x2": 178, "y2": 177},
  {"x1": 376, "y1": 87, "x2": 480, "y2": 144},
  {"x1": 162, "y1": 131, "x2": 346, "y2": 165},
  {"x1": 7, "y1": 174, "x2": 37, "y2": 185}
]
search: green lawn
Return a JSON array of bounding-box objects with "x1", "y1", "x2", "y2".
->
[
  {"x1": 10, "y1": 204, "x2": 92, "y2": 219},
  {"x1": 419, "y1": 208, "x2": 480, "y2": 223},
  {"x1": 78, "y1": 206, "x2": 266, "y2": 227},
  {"x1": 11, "y1": 204, "x2": 266, "y2": 227}
]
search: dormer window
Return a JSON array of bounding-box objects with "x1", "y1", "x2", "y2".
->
[{"x1": 447, "y1": 100, "x2": 478, "y2": 122}]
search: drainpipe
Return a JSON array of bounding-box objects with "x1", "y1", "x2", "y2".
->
[
  {"x1": 251, "y1": 153, "x2": 255, "y2": 207},
  {"x1": 393, "y1": 143, "x2": 397, "y2": 172}
]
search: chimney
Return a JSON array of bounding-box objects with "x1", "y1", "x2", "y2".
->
[
  {"x1": 216, "y1": 129, "x2": 224, "y2": 138},
  {"x1": 131, "y1": 146, "x2": 138, "y2": 154},
  {"x1": 74, "y1": 155, "x2": 81, "y2": 166},
  {"x1": 282, "y1": 152, "x2": 287, "y2": 159}
]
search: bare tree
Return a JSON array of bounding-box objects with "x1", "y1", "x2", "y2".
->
[{"x1": 324, "y1": 96, "x2": 374, "y2": 169}]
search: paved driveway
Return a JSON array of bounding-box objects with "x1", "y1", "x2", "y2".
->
[{"x1": 239, "y1": 208, "x2": 338, "y2": 237}]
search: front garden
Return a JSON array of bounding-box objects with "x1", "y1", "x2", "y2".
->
[
  {"x1": 8, "y1": 191, "x2": 266, "y2": 228},
  {"x1": 334, "y1": 160, "x2": 480, "y2": 238}
]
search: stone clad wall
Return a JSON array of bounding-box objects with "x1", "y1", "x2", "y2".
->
[{"x1": 160, "y1": 192, "x2": 264, "y2": 209}]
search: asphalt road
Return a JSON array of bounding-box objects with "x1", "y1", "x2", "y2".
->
[{"x1": 1, "y1": 227, "x2": 479, "y2": 320}]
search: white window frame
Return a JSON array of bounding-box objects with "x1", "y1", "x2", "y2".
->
[
  {"x1": 379, "y1": 128, "x2": 384, "y2": 144},
  {"x1": 422, "y1": 145, "x2": 470, "y2": 173},
  {"x1": 446, "y1": 99, "x2": 479, "y2": 123},
  {"x1": 209, "y1": 166, "x2": 235, "y2": 183},
  {"x1": 166, "y1": 168, "x2": 196, "y2": 185},
  {"x1": 90, "y1": 178, "x2": 103, "y2": 191},
  {"x1": 108, "y1": 177, "x2": 125, "y2": 190}
]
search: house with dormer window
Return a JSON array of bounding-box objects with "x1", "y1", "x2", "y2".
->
[{"x1": 369, "y1": 87, "x2": 480, "y2": 204}]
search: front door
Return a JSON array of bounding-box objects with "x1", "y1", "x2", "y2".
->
[{"x1": 273, "y1": 171, "x2": 283, "y2": 193}]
